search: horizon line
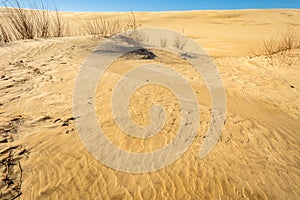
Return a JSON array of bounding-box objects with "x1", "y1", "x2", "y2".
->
[{"x1": 1, "y1": 6, "x2": 300, "y2": 13}]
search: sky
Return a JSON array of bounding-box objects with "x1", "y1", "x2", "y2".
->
[{"x1": 2, "y1": 0, "x2": 300, "y2": 12}]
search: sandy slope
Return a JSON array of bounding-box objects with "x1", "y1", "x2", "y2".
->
[
  {"x1": 62, "y1": 9, "x2": 300, "y2": 56},
  {"x1": 0, "y1": 9, "x2": 300, "y2": 200}
]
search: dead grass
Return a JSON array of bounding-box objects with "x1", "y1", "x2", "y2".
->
[
  {"x1": 0, "y1": 1, "x2": 140, "y2": 43},
  {"x1": 173, "y1": 29, "x2": 187, "y2": 50},
  {"x1": 83, "y1": 11, "x2": 140, "y2": 37},
  {"x1": 255, "y1": 29, "x2": 300, "y2": 66},
  {"x1": 0, "y1": 0, "x2": 71, "y2": 43},
  {"x1": 0, "y1": 24, "x2": 12, "y2": 43},
  {"x1": 6, "y1": 3, "x2": 36, "y2": 40},
  {"x1": 257, "y1": 30, "x2": 300, "y2": 55},
  {"x1": 51, "y1": 8, "x2": 69, "y2": 37}
]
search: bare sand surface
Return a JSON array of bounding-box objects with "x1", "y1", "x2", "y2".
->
[{"x1": 0, "y1": 9, "x2": 300, "y2": 199}]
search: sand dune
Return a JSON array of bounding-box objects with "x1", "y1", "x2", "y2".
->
[
  {"x1": 60, "y1": 9, "x2": 300, "y2": 56},
  {"x1": 0, "y1": 9, "x2": 300, "y2": 200}
]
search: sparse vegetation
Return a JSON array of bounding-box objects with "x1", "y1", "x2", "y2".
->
[
  {"x1": 51, "y1": 8, "x2": 69, "y2": 37},
  {"x1": 257, "y1": 30, "x2": 300, "y2": 56},
  {"x1": 83, "y1": 11, "x2": 139, "y2": 37},
  {"x1": 0, "y1": 1, "x2": 140, "y2": 44},
  {"x1": 255, "y1": 29, "x2": 300, "y2": 66},
  {"x1": 0, "y1": 0, "x2": 71, "y2": 42},
  {"x1": 173, "y1": 35, "x2": 187, "y2": 49},
  {"x1": 0, "y1": 24, "x2": 12, "y2": 43},
  {"x1": 173, "y1": 30, "x2": 187, "y2": 50},
  {"x1": 35, "y1": 6, "x2": 50, "y2": 38},
  {"x1": 6, "y1": 2, "x2": 36, "y2": 39}
]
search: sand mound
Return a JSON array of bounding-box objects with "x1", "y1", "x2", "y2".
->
[{"x1": 0, "y1": 9, "x2": 299, "y2": 200}]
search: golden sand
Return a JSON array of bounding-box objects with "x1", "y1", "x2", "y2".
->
[{"x1": 0, "y1": 9, "x2": 299, "y2": 199}]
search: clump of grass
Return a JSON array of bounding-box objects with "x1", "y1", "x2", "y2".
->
[
  {"x1": 257, "y1": 30, "x2": 300, "y2": 55},
  {"x1": 0, "y1": 0, "x2": 70, "y2": 42},
  {"x1": 173, "y1": 29, "x2": 187, "y2": 50},
  {"x1": 0, "y1": 24, "x2": 12, "y2": 43},
  {"x1": 259, "y1": 36, "x2": 278, "y2": 56},
  {"x1": 83, "y1": 11, "x2": 140, "y2": 37},
  {"x1": 255, "y1": 29, "x2": 300, "y2": 66},
  {"x1": 0, "y1": 1, "x2": 139, "y2": 44},
  {"x1": 83, "y1": 15, "x2": 109, "y2": 36},
  {"x1": 279, "y1": 30, "x2": 300, "y2": 50},
  {"x1": 35, "y1": 3, "x2": 50, "y2": 38},
  {"x1": 173, "y1": 36, "x2": 187, "y2": 50},
  {"x1": 6, "y1": 2, "x2": 36, "y2": 40},
  {"x1": 51, "y1": 8, "x2": 69, "y2": 37}
]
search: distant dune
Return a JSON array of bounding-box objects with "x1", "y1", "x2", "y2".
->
[{"x1": 58, "y1": 9, "x2": 300, "y2": 56}]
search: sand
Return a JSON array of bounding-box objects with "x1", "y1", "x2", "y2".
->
[{"x1": 0, "y1": 9, "x2": 300, "y2": 199}]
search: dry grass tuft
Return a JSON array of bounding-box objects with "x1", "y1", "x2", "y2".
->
[
  {"x1": 257, "y1": 30, "x2": 300, "y2": 55},
  {"x1": 83, "y1": 11, "x2": 140, "y2": 37},
  {"x1": 0, "y1": 1, "x2": 140, "y2": 44},
  {"x1": 0, "y1": 0, "x2": 70, "y2": 43},
  {"x1": 0, "y1": 24, "x2": 12, "y2": 43},
  {"x1": 254, "y1": 29, "x2": 300, "y2": 66},
  {"x1": 51, "y1": 8, "x2": 69, "y2": 37}
]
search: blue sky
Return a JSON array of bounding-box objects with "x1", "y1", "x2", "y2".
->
[{"x1": 2, "y1": 0, "x2": 300, "y2": 11}]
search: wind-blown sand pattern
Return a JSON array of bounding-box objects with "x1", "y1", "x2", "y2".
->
[{"x1": 0, "y1": 9, "x2": 300, "y2": 199}]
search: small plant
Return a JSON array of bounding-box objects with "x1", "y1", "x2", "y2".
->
[
  {"x1": 83, "y1": 11, "x2": 140, "y2": 38},
  {"x1": 6, "y1": 1, "x2": 36, "y2": 39},
  {"x1": 173, "y1": 30, "x2": 187, "y2": 50},
  {"x1": 160, "y1": 38, "x2": 167, "y2": 47},
  {"x1": 260, "y1": 37, "x2": 278, "y2": 57},
  {"x1": 173, "y1": 35, "x2": 187, "y2": 49},
  {"x1": 279, "y1": 30, "x2": 300, "y2": 51},
  {"x1": 0, "y1": 1, "x2": 139, "y2": 43},
  {"x1": 254, "y1": 29, "x2": 300, "y2": 66},
  {"x1": 1, "y1": 0, "x2": 69, "y2": 42},
  {"x1": 84, "y1": 15, "x2": 105, "y2": 36},
  {"x1": 52, "y1": 8, "x2": 69, "y2": 37},
  {"x1": 257, "y1": 29, "x2": 300, "y2": 56},
  {"x1": 35, "y1": 1, "x2": 50, "y2": 38}
]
